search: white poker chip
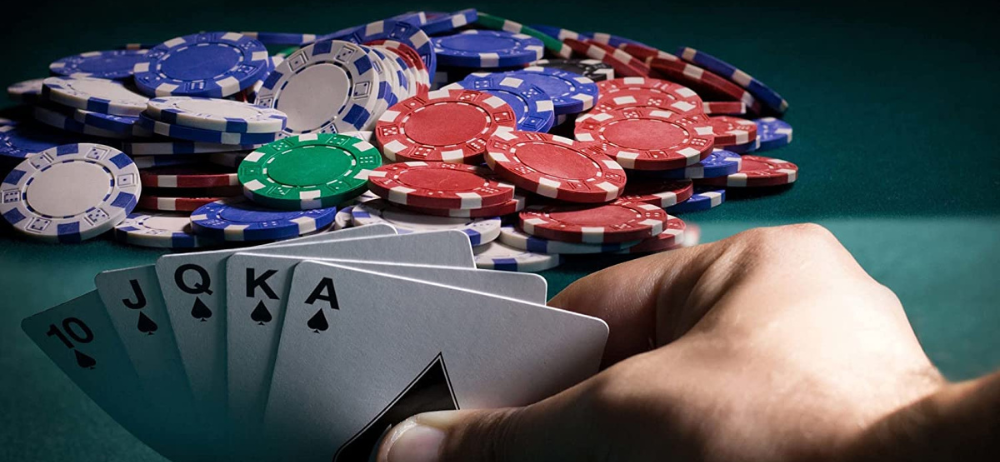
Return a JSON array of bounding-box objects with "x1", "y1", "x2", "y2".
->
[
  {"x1": 351, "y1": 199, "x2": 500, "y2": 246},
  {"x1": 255, "y1": 40, "x2": 381, "y2": 135},
  {"x1": 0, "y1": 143, "x2": 140, "y2": 243},
  {"x1": 113, "y1": 212, "x2": 215, "y2": 248},
  {"x1": 41, "y1": 76, "x2": 149, "y2": 116},
  {"x1": 473, "y1": 240, "x2": 562, "y2": 272},
  {"x1": 498, "y1": 225, "x2": 640, "y2": 254},
  {"x1": 145, "y1": 97, "x2": 288, "y2": 134},
  {"x1": 333, "y1": 206, "x2": 354, "y2": 230}
]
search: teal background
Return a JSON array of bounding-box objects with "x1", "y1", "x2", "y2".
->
[{"x1": 2, "y1": 1, "x2": 999, "y2": 460}]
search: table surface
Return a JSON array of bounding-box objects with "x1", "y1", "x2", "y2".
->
[{"x1": 2, "y1": 1, "x2": 998, "y2": 460}]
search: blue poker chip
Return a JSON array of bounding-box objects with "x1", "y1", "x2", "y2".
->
[
  {"x1": 587, "y1": 32, "x2": 651, "y2": 49},
  {"x1": 0, "y1": 123, "x2": 84, "y2": 159},
  {"x1": 432, "y1": 30, "x2": 543, "y2": 69},
  {"x1": 113, "y1": 212, "x2": 216, "y2": 248},
  {"x1": 133, "y1": 32, "x2": 270, "y2": 98},
  {"x1": 473, "y1": 239, "x2": 562, "y2": 272},
  {"x1": 6, "y1": 78, "x2": 46, "y2": 104},
  {"x1": 137, "y1": 114, "x2": 278, "y2": 145},
  {"x1": 32, "y1": 105, "x2": 140, "y2": 140},
  {"x1": 389, "y1": 11, "x2": 429, "y2": 26},
  {"x1": 723, "y1": 137, "x2": 760, "y2": 154},
  {"x1": 498, "y1": 225, "x2": 638, "y2": 254},
  {"x1": 366, "y1": 47, "x2": 399, "y2": 116},
  {"x1": 633, "y1": 149, "x2": 743, "y2": 180},
  {"x1": 421, "y1": 8, "x2": 477, "y2": 35},
  {"x1": 328, "y1": 19, "x2": 438, "y2": 76},
  {"x1": 755, "y1": 117, "x2": 793, "y2": 151},
  {"x1": 666, "y1": 188, "x2": 726, "y2": 214},
  {"x1": 240, "y1": 31, "x2": 318, "y2": 46},
  {"x1": 506, "y1": 66, "x2": 598, "y2": 115},
  {"x1": 121, "y1": 140, "x2": 261, "y2": 155},
  {"x1": 446, "y1": 72, "x2": 555, "y2": 132},
  {"x1": 677, "y1": 47, "x2": 789, "y2": 115},
  {"x1": 49, "y1": 49, "x2": 149, "y2": 80},
  {"x1": 529, "y1": 25, "x2": 591, "y2": 42},
  {"x1": 117, "y1": 43, "x2": 159, "y2": 51},
  {"x1": 190, "y1": 197, "x2": 337, "y2": 241},
  {"x1": 72, "y1": 110, "x2": 144, "y2": 136}
]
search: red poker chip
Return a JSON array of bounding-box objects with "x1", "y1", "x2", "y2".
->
[
  {"x1": 581, "y1": 40, "x2": 652, "y2": 76},
  {"x1": 485, "y1": 130, "x2": 627, "y2": 203},
  {"x1": 618, "y1": 214, "x2": 687, "y2": 253},
  {"x1": 619, "y1": 43, "x2": 674, "y2": 62},
  {"x1": 564, "y1": 38, "x2": 648, "y2": 78},
  {"x1": 368, "y1": 40, "x2": 430, "y2": 95},
  {"x1": 574, "y1": 106, "x2": 715, "y2": 171},
  {"x1": 706, "y1": 116, "x2": 757, "y2": 147},
  {"x1": 697, "y1": 155, "x2": 798, "y2": 187},
  {"x1": 620, "y1": 178, "x2": 694, "y2": 207},
  {"x1": 519, "y1": 199, "x2": 669, "y2": 244},
  {"x1": 398, "y1": 193, "x2": 526, "y2": 218},
  {"x1": 138, "y1": 195, "x2": 225, "y2": 212},
  {"x1": 374, "y1": 89, "x2": 517, "y2": 164},
  {"x1": 367, "y1": 161, "x2": 515, "y2": 209},
  {"x1": 139, "y1": 164, "x2": 239, "y2": 188},
  {"x1": 648, "y1": 56, "x2": 763, "y2": 115},
  {"x1": 703, "y1": 101, "x2": 747, "y2": 115},
  {"x1": 592, "y1": 77, "x2": 703, "y2": 116}
]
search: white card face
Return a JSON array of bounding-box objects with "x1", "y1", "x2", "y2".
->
[
  {"x1": 20, "y1": 292, "x2": 192, "y2": 462},
  {"x1": 154, "y1": 225, "x2": 396, "y2": 437},
  {"x1": 226, "y1": 252, "x2": 543, "y2": 452},
  {"x1": 93, "y1": 265, "x2": 199, "y2": 436},
  {"x1": 264, "y1": 262, "x2": 607, "y2": 461}
]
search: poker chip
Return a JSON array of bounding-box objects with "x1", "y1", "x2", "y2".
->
[
  {"x1": 7, "y1": 78, "x2": 46, "y2": 104},
  {"x1": 113, "y1": 212, "x2": 216, "y2": 249},
  {"x1": 632, "y1": 149, "x2": 743, "y2": 180},
  {"x1": 421, "y1": 8, "x2": 477, "y2": 35},
  {"x1": 592, "y1": 77, "x2": 703, "y2": 116},
  {"x1": 498, "y1": 225, "x2": 639, "y2": 254},
  {"x1": 239, "y1": 133, "x2": 382, "y2": 210},
  {"x1": 475, "y1": 12, "x2": 573, "y2": 59},
  {"x1": 72, "y1": 110, "x2": 146, "y2": 136},
  {"x1": 41, "y1": 76, "x2": 149, "y2": 116},
  {"x1": 704, "y1": 101, "x2": 747, "y2": 115},
  {"x1": 329, "y1": 18, "x2": 437, "y2": 76},
  {"x1": 587, "y1": 32, "x2": 650, "y2": 49},
  {"x1": 697, "y1": 155, "x2": 798, "y2": 187},
  {"x1": 665, "y1": 188, "x2": 725, "y2": 213},
  {"x1": 371, "y1": 40, "x2": 430, "y2": 95},
  {"x1": 574, "y1": 107, "x2": 715, "y2": 170},
  {"x1": 145, "y1": 97, "x2": 288, "y2": 134},
  {"x1": 617, "y1": 215, "x2": 688, "y2": 254},
  {"x1": 32, "y1": 105, "x2": 134, "y2": 140},
  {"x1": 485, "y1": 130, "x2": 626, "y2": 203},
  {"x1": 139, "y1": 164, "x2": 239, "y2": 188},
  {"x1": 0, "y1": 143, "x2": 140, "y2": 243},
  {"x1": 649, "y1": 56, "x2": 762, "y2": 115},
  {"x1": 581, "y1": 40, "x2": 652, "y2": 76},
  {"x1": 0, "y1": 123, "x2": 83, "y2": 160},
  {"x1": 619, "y1": 43, "x2": 674, "y2": 62},
  {"x1": 678, "y1": 47, "x2": 789, "y2": 115},
  {"x1": 374, "y1": 89, "x2": 517, "y2": 163},
  {"x1": 240, "y1": 32, "x2": 317, "y2": 46},
  {"x1": 530, "y1": 59, "x2": 614, "y2": 82},
  {"x1": 49, "y1": 49, "x2": 148, "y2": 80},
  {"x1": 755, "y1": 117, "x2": 793, "y2": 151},
  {"x1": 121, "y1": 140, "x2": 261, "y2": 155},
  {"x1": 446, "y1": 72, "x2": 555, "y2": 132},
  {"x1": 132, "y1": 155, "x2": 202, "y2": 169},
  {"x1": 433, "y1": 30, "x2": 543, "y2": 68},
  {"x1": 255, "y1": 39, "x2": 380, "y2": 136},
  {"x1": 367, "y1": 161, "x2": 515, "y2": 209},
  {"x1": 143, "y1": 185, "x2": 243, "y2": 197},
  {"x1": 366, "y1": 47, "x2": 400, "y2": 119},
  {"x1": 398, "y1": 193, "x2": 526, "y2": 218},
  {"x1": 619, "y1": 178, "x2": 694, "y2": 207},
  {"x1": 723, "y1": 136, "x2": 760, "y2": 154},
  {"x1": 506, "y1": 67, "x2": 598, "y2": 115},
  {"x1": 190, "y1": 197, "x2": 337, "y2": 241},
  {"x1": 563, "y1": 38, "x2": 647, "y2": 78},
  {"x1": 333, "y1": 205, "x2": 354, "y2": 230},
  {"x1": 207, "y1": 151, "x2": 251, "y2": 168},
  {"x1": 529, "y1": 24, "x2": 590, "y2": 42},
  {"x1": 473, "y1": 239, "x2": 562, "y2": 272},
  {"x1": 132, "y1": 32, "x2": 270, "y2": 98},
  {"x1": 352, "y1": 199, "x2": 501, "y2": 246},
  {"x1": 137, "y1": 114, "x2": 279, "y2": 145},
  {"x1": 519, "y1": 200, "x2": 668, "y2": 244},
  {"x1": 707, "y1": 116, "x2": 758, "y2": 147},
  {"x1": 137, "y1": 194, "x2": 230, "y2": 212}
]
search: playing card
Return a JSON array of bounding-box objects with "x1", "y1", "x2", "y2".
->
[
  {"x1": 226, "y1": 249, "x2": 542, "y2": 453},
  {"x1": 264, "y1": 262, "x2": 608, "y2": 461},
  {"x1": 154, "y1": 224, "x2": 396, "y2": 450},
  {"x1": 20, "y1": 291, "x2": 193, "y2": 462}
]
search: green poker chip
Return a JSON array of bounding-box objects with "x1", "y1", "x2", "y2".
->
[{"x1": 238, "y1": 133, "x2": 382, "y2": 210}]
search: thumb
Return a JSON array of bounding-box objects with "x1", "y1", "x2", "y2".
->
[{"x1": 375, "y1": 396, "x2": 602, "y2": 462}]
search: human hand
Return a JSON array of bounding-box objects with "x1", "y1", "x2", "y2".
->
[{"x1": 376, "y1": 224, "x2": 999, "y2": 462}]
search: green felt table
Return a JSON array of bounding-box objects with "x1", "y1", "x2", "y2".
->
[{"x1": 1, "y1": 1, "x2": 998, "y2": 460}]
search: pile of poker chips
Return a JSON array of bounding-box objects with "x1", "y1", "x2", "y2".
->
[{"x1": 1, "y1": 8, "x2": 796, "y2": 273}]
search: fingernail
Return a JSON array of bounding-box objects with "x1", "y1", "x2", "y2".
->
[{"x1": 383, "y1": 414, "x2": 452, "y2": 462}]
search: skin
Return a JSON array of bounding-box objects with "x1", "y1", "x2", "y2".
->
[{"x1": 376, "y1": 224, "x2": 1000, "y2": 462}]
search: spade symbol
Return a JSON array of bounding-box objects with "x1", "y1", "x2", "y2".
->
[
  {"x1": 190, "y1": 297, "x2": 212, "y2": 322},
  {"x1": 306, "y1": 309, "x2": 328, "y2": 333},
  {"x1": 75, "y1": 350, "x2": 97, "y2": 369},
  {"x1": 137, "y1": 312, "x2": 158, "y2": 335},
  {"x1": 250, "y1": 301, "x2": 273, "y2": 326}
]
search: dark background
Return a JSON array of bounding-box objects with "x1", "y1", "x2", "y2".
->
[{"x1": 1, "y1": 1, "x2": 999, "y2": 460}]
